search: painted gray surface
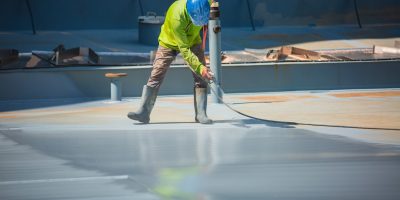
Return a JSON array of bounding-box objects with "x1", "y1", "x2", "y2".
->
[
  {"x1": 0, "y1": 71, "x2": 86, "y2": 99},
  {"x1": 1, "y1": 0, "x2": 399, "y2": 31},
  {"x1": 1, "y1": 125, "x2": 400, "y2": 199},
  {"x1": 1, "y1": 60, "x2": 400, "y2": 100},
  {"x1": 209, "y1": 17, "x2": 223, "y2": 103},
  {"x1": 222, "y1": 61, "x2": 400, "y2": 93}
]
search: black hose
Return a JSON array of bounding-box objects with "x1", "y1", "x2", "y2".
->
[
  {"x1": 245, "y1": 0, "x2": 256, "y2": 31},
  {"x1": 353, "y1": 0, "x2": 362, "y2": 28},
  {"x1": 25, "y1": 0, "x2": 36, "y2": 35}
]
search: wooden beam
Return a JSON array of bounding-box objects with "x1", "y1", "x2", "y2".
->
[
  {"x1": 373, "y1": 45, "x2": 400, "y2": 54},
  {"x1": 279, "y1": 46, "x2": 322, "y2": 61},
  {"x1": 395, "y1": 41, "x2": 400, "y2": 48}
]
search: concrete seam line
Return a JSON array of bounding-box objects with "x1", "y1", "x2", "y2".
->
[{"x1": 0, "y1": 175, "x2": 129, "y2": 185}]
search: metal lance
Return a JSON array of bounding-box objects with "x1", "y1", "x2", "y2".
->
[{"x1": 209, "y1": 1, "x2": 223, "y2": 103}]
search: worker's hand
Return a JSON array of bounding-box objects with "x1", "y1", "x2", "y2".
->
[{"x1": 201, "y1": 67, "x2": 214, "y2": 81}]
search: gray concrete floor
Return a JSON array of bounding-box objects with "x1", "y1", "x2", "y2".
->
[{"x1": 1, "y1": 89, "x2": 400, "y2": 200}]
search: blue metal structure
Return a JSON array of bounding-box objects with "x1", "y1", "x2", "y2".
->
[
  {"x1": 1, "y1": 1, "x2": 400, "y2": 200},
  {"x1": 0, "y1": 0, "x2": 399, "y2": 31},
  {"x1": 0, "y1": 59, "x2": 399, "y2": 100},
  {"x1": 0, "y1": 0, "x2": 399, "y2": 100}
]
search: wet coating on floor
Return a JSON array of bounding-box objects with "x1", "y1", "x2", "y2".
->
[
  {"x1": 0, "y1": 125, "x2": 400, "y2": 200},
  {"x1": 1, "y1": 88, "x2": 400, "y2": 199}
]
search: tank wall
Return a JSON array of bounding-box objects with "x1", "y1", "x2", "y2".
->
[
  {"x1": 1, "y1": 61, "x2": 400, "y2": 100},
  {"x1": 1, "y1": 0, "x2": 399, "y2": 31}
]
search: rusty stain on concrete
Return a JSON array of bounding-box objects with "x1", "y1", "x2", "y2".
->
[
  {"x1": 1, "y1": 89, "x2": 399, "y2": 133},
  {"x1": 0, "y1": 115, "x2": 17, "y2": 119},
  {"x1": 238, "y1": 95, "x2": 316, "y2": 103},
  {"x1": 234, "y1": 95, "x2": 400, "y2": 130},
  {"x1": 331, "y1": 91, "x2": 400, "y2": 98}
]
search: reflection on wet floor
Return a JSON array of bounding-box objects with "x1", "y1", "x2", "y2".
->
[{"x1": 2, "y1": 126, "x2": 400, "y2": 199}]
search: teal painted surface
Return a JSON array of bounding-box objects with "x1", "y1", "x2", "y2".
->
[
  {"x1": 1, "y1": 60, "x2": 400, "y2": 100},
  {"x1": 0, "y1": 0, "x2": 399, "y2": 31}
]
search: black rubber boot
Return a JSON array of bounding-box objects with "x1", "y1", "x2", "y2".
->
[
  {"x1": 127, "y1": 85, "x2": 159, "y2": 124},
  {"x1": 194, "y1": 87, "x2": 213, "y2": 124}
]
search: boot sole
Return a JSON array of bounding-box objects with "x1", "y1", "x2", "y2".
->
[
  {"x1": 195, "y1": 118, "x2": 213, "y2": 124},
  {"x1": 128, "y1": 113, "x2": 150, "y2": 124}
]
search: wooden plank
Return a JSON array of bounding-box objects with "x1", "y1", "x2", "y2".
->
[
  {"x1": 264, "y1": 46, "x2": 342, "y2": 61},
  {"x1": 395, "y1": 41, "x2": 400, "y2": 48},
  {"x1": 291, "y1": 46, "x2": 320, "y2": 57},
  {"x1": 280, "y1": 46, "x2": 293, "y2": 55},
  {"x1": 373, "y1": 45, "x2": 400, "y2": 54},
  {"x1": 278, "y1": 46, "x2": 321, "y2": 61}
]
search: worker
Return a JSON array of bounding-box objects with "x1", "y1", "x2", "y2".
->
[{"x1": 128, "y1": 0, "x2": 214, "y2": 124}]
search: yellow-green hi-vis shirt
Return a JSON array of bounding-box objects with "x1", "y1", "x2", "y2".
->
[{"x1": 158, "y1": 0, "x2": 206, "y2": 76}]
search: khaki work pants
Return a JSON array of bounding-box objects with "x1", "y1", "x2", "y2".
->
[{"x1": 146, "y1": 44, "x2": 208, "y2": 89}]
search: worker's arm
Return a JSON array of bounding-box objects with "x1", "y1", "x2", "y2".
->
[{"x1": 171, "y1": 20, "x2": 213, "y2": 80}]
